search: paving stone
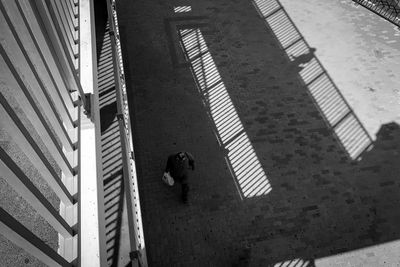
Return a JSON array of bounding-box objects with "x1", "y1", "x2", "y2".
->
[{"x1": 115, "y1": 0, "x2": 400, "y2": 266}]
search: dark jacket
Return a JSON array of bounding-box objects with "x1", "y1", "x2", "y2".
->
[{"x1": 165, "y1": 152, "x2": 195, "y2": 181}]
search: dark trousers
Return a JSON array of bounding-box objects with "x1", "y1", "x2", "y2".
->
[
  {"x1": 165, "y1": 156, "x2": 190, "y2": 201},
  {"x1": 177, "y1": 175, "x2": 189, "y2": 201},
  {"x1": 181, "y1": 183, "x2": 189, "y2": 201}
]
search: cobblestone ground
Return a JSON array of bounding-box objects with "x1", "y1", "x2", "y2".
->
[{"x1": 116, "y1": 0, "x2": 400, "y2": 266}]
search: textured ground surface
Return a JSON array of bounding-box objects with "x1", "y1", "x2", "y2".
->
[{"x1": 115, "y1": 0, "x2": 400, "y2": 266}]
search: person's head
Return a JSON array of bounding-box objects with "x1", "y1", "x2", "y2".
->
[{"x1": 177, "y1": 152, "x2": 186, "y2": 161}]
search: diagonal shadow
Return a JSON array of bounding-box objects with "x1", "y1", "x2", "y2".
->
[
  {"x1": 114, "y1": 0, "x2": 400, "y2": 265},
  {"x1": 244, "y1": 123, "x2": 400, "y2": 266},
  {"x1": 254, "y1": 0, "x2": 374, "y2": 160},
  {"x1": 178, "y1": 28, "x2": 272, "y2": 199},
  {"x1": 94, "y1": 0, "x2": 127, "y2": 266},
  {"x1": 176, "y1": 0, "x2": 375, "y2": 202},
  {"x1": 176, "y1": 2, "x2": 400, "y2": 266}
]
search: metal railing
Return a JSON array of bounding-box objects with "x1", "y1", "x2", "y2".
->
[
  {"x1": 0, "y1": 0, "x2": 104, "y2": 266},
  {"x1": 105, "y1": 0, "x2": 148, "y2": 266},
  {"x1": 353, "y1": 0, "x2": 400, "y2": 27}
]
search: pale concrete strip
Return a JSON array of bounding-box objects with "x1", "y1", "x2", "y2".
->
[{"x1": 78, "y1": 0, "x2": 107, "y2": 266}]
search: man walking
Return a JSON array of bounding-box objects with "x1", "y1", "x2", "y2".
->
[{"x1": 165, "y1": 152, "x2": 195, "y2": 203}]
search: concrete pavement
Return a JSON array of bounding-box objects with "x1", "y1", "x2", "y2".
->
[{"x1": 116, "y1": 0, "x2": 400, "y2": 266}]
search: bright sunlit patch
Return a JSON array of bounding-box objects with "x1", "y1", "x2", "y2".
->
[
  {"x1": 174, "y1": 6, "x2": 192, "y2": 13},
  {"x1": 272, "y1": 240, "x2": 400, "y2": 266},
  {"x1": 253, "y1": 0, "x2": 373, "y2": 160},
  {"x1": 255, "y1": 0, "x2": 280, "y2": 14},
  {"x1": 179, "y1": 29, "x2": 271, "y2": 198}
]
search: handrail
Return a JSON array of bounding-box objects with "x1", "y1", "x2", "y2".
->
[
  {"x1": 353, "y1": 0, "x2": 400, "y2": 27},
  {"x1": 105, "y1": 0, "x2": 148, "y2": 266}
]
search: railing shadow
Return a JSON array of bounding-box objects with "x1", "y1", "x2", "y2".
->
[
  {"x1": 95, "y1": 0, "x2": 127, "y2": 265},
  {"x1": 177, "y1": 10, "x2": 373, "y2": 201},
  {"x1": 113, "y1": 0, "x2": 400, "y2": 264},
  {"x1": 179, "y1": 28, "x2": 272, "y2": 199},
  {"x1": 253, "y1": 0, "x2": 374, "y2": 160},
  {"x1": 176, "y1": 0, "x2": 400, "y2": 265}
]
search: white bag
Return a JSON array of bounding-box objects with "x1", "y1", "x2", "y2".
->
[{"x1": 162, "y1": 172, "x2": 174, "y2": 186}]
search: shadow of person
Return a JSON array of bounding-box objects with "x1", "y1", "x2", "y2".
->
[
  {"x1": 289, "y1": 47, "x2": 317, "y2": 72},
  {"x1": 354, "y1": 122, "x2": 400, "y2": 243},
  {"x1": 357, "y1": 121, "x2": 400, "y2": 184},
  {"x1": 374, "y1": 122, "x2": 400, "y2": 149},
  {"x1": 291, "y1": 47, "x2": 316, "y2": 65}
]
